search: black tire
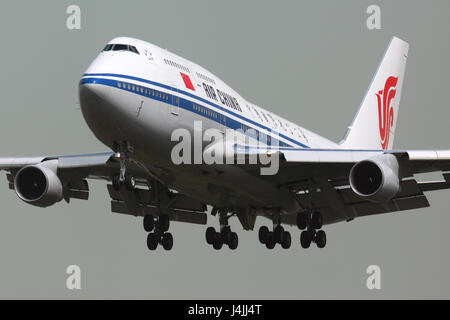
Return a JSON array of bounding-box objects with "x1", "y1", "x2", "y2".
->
[
  {"x1": 147, "y1": 233, "x2": 158, "y2": 250},
  {"x1": 281, "y1": 231, "x2": 291, "y2": 249},
  {"x1": 221, "y1": 227, "x2": 231, "y2": 245},
  {"x1": 315, "y1": 230, "x2": 327, "y2": 248},
  {"x1": 296, "y1": 212, "x2": 309, "y2": 230},
  {"x1": 143, "y1": 214, "x2": 154, "y2": 232},
  {"x1": 274, "y1": 225, "x2": 285, "y2": 243},
  {"x1": 112, "y1": 175, "x2": 121, "y2": 191},
  {"x1": 300, "y1": 230, "x2": 312, "y2": 249},
  {"x1": 228, "y1": 232, "x2": 238, "y2": 250},
  {"x1": 311, "y1": 212, "x2": 323, "y2": 229},
  {"x1": 205, "y1": 227, "x2": 216, "y2": 245},
  {"x1": 258, "y1": 226, "x2": 269, "y2": 244},
  {"x1": 162, "y1": 232, "x2": 174, "y2": 250},
  {"x1": 158, "y1": 214, "x2": 170, "y2": 232},
  {"x1": 125, "y1": 175, "x2": 136, "y2": 190},
  {"x1": 212, "y1": 233, "x2": 223, "y2": 250},
  {"x1": 265, "y1": 232, "x2": 276, "y2": 249}
]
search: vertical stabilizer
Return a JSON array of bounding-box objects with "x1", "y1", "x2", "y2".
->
[{"x1": 340, "y1": 37, "x2": 409, "y2": 150}]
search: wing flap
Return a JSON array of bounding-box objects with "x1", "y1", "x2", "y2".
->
[
  {"x1": 106, "y1": 184, "x2": 206, "y2": 212},
  {"x1": 337, "y1": 179, "x2": 430, "y2": 218},
  {"x1": 347, "y1": 195, "x2": 429, "y2": 219},
  {"x1": 110, "y1": 201, "x2": 207, "y2": 225},
  {"x1": 293, "y1": 179, "x2": 431, "y2": 224}
]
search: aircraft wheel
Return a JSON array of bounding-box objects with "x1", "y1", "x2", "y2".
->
[
  {"x1": 205, "y1": 227, "x2": 216, "y2": 245},
  {"x1": 143, "y1": 214, "x2": 154, "y2": 232},
  {"x1": 311, "y1": 212, "x2": 323, "y2": 229},
  {"x1": 315, "y1": 230, "x2": 327, "y2": 248},
  {"x1": 281, "y1": 231, "x2": 291, "y2": 249},
  {"x1": 212, "y1": 233, "x2": 223, "y2": 250},
  {"x1": 296, "y1": 212, "x2": 309, "y2": 230},
  {"x1": 228, "y1": 232, "x2": 238, "y2": 250},
  {"x1": 158, "y1": 214, "x2": 170, "y2": 232},
  {"x1": 258, "y1": 226, "x2": 269, "y2": 244},
  {"x1": 274, "y1": 225, "x2": 285, "y2": 243},
  {"x1": 161, "y1": 232, "x2": 174, "y2": 251},
  {"x1": 221, "y1": 227, "x2": 232, "y2": 244},
  {"x1": 265, "y1": 232, "x2": 276, "y2": 249},
  {"x1": 300, "y1": 230, "x2": 312, "y2": 249},
  {"x1": 147, "y1": 233, "x2": 158, "y2": 250}
]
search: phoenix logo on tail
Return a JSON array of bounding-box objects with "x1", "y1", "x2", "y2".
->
[{"x1": 376, "y1": 76, "x2": 398, "y2": 150}]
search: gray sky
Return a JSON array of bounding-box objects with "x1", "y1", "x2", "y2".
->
[{"x1": 0, "y1": 0, "x2": 450, "y2": 299}]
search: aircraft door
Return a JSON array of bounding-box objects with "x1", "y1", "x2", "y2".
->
[
  {"x1": 220, "y1": 113, "x2": 227, "y2": 133},
  {"x1": 170, "y1": 84, "x2": 179, "y2": 116}
]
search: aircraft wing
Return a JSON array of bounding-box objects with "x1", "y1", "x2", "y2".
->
[
  {"x1": 0, "y1": 152, "x2": 207, "y2": 225},
  {"x1": 232, "y1": 145, "x2": 450, "y2": 224}
]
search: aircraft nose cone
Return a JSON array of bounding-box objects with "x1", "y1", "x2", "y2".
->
[
  {"x1": 78, "y1": 80, "x2": 104, "y2": 119},
  {"x1": 78, "y1": 79, "x2": 119, "y2": 145}
]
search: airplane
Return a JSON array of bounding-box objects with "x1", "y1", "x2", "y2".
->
[{"x1": 2, "y1": 36, "x2": 450, "y2": 252}]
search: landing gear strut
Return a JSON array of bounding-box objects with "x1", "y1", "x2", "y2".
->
[
  {"x1": 205, "y1": 210, "x2": 239, "y2": 250},
  {"x1": 112, "y1": 174, "x2": 136, "y2": 191},
  {"x1": 111, "y1": 141, "x2": 136, "y2": 191},
  {"x1": 297, "y1": 211, "x2": 327, "y2": 249}
]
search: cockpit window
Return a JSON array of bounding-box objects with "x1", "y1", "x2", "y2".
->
[
  {"x1": 129, "y1": 46, "x2": 139, "y2": 54},
  {"x1": 102, "y1": 44, "x2": 140, "y2": 55},
  {"x1": 112, "y1": 44, "x2": 128, "y2": 51}
]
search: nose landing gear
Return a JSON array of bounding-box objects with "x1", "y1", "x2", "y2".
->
[
  {"x1": 110, "y1": 141, "x2": 176, "y2": 252},
  {"x1": 111, "y1": 141, "x2": 137, "y2": 191}
]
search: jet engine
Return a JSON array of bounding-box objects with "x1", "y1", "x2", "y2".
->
[
  {"x1": 14, "y1": 161, "x2": 63, "y2": 207},
  {"x1": 349, "y1": 154, "x2": 400, "y2": 203}
]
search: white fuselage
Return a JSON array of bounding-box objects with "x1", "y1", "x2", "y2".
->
[{"x1": 78, "y1": 37, "x2": 338, "y2": 214}]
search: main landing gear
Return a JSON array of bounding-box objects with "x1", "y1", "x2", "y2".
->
[
  {"x1": 144, "y1": 213, "x2": 174, "y2": 251},
  {"x1": 205, "y1": 210, "x2": 239, "y2": 250},
  {"x1": 205, "y1": 226, "x2": 238, "y2": 250},
  {"x1": 297, "y1": 211, "x2": 327, "y2": 249},
  {"x1": 258, "y1": 223, "x2": 292, "y2": 249},
  {"x1": 143, "y1": 181, "x2": 174, "y2": 251}
]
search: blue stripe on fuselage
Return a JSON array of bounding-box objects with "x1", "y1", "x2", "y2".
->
[{"x1": 80, "y1": 74, "x2": 310, "y2": 148}]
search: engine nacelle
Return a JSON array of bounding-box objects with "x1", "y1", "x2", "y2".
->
[
  {"x1": 349, "y1": 154, "x2": 400, "y2": 203},
  {"x1": 14, "y1": 161, "x2": 63, "y2": 207}
]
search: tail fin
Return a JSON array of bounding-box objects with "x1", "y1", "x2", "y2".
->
[{"x1": 340, "y1": 36, "x2": 409, "y2": 150}]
